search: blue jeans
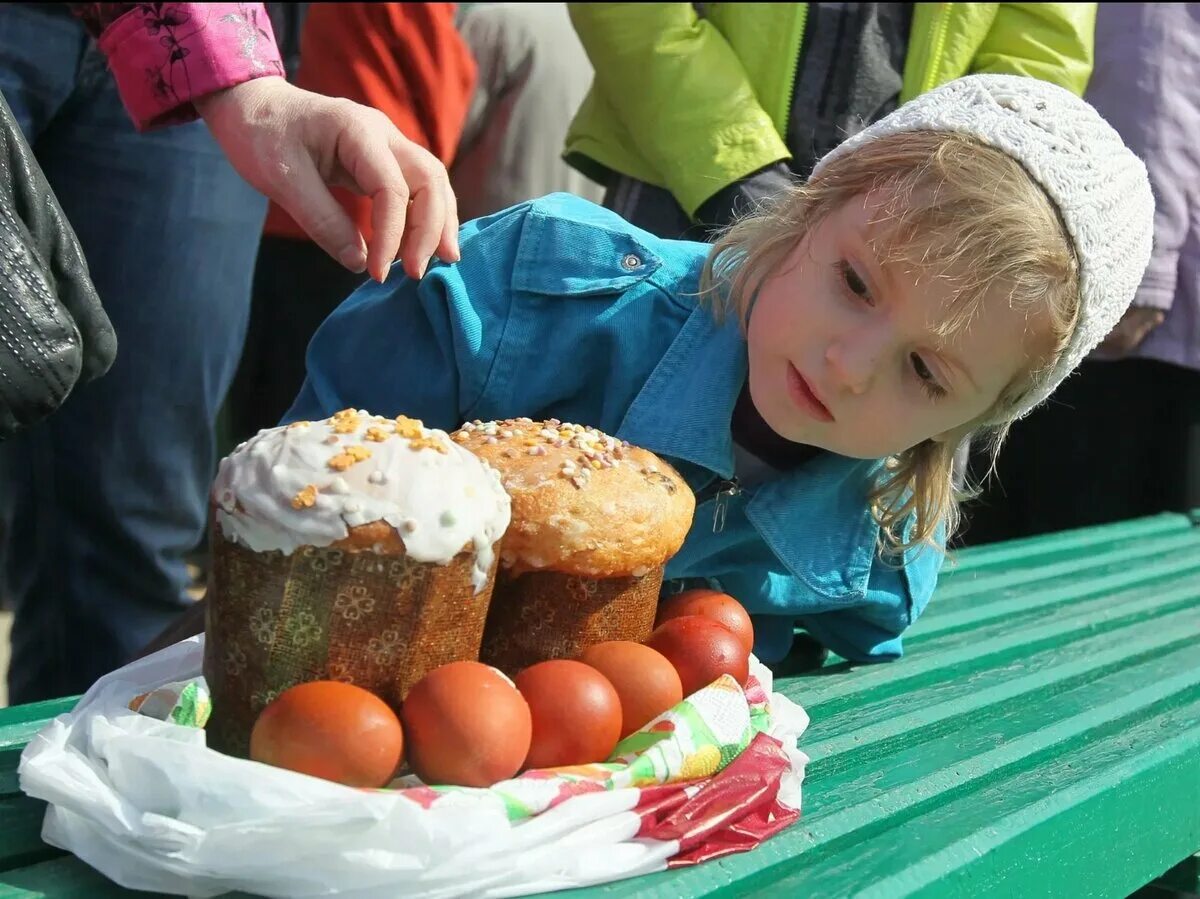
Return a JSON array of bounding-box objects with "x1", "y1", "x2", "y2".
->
[{"x1": 0, "y1": 5, "x2": 267, "y2": 704}]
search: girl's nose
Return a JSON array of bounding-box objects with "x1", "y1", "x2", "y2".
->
[{"x1": 825, "y1": 328, "x2": 885, "y2": 395}]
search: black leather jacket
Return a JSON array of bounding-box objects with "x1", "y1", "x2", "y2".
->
[{"x1": 0, "y1": 89, "x2": 115, "y2": 438}]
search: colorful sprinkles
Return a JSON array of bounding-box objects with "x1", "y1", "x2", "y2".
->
[
  {"x1": 454, "y1": 418, "x2": 642, "y2": 491},
  {"x1": 291, "y1": 484, "x2": 318, "y2": 509},
  {"x1": 280, "y1": 410, "x2": 454, "y2": 488}
]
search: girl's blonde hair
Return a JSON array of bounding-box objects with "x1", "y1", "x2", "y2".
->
[{"x1": 701, "y1": 130, "x2": 1081, "y2": 552}]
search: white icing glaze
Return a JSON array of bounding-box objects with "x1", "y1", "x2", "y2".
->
[{"x1": 213, "y1": 410, "x2": 512, "y2": 592}]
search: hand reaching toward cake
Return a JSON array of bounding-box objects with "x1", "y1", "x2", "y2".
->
[{"x1": 196, "y1": 77, "x2": 459, "y2": 284}]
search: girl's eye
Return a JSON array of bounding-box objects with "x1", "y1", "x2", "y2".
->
[
  {"x1": 838, "y1": 260, "x2": 872, "y2": 302},
  {"x1": 911, "y1": 353, "x2": 947, "y2": 400}
]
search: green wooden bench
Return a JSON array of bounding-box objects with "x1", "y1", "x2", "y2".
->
[{"x1": 2, "y1": 513, "x2": 1199, "y2": 898}]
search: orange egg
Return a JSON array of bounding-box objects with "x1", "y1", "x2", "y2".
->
[
  {"x1": 645, "y1": 614, "x2": 750, "y2": 696},
  {"x1": 656, "y1": 589, "x2": 755, "y2": 653},
  {"x1": 577, "y1": 641, "x2": 683, "y2": 738},
  {"x1": 515, "y1": 660, "x2": 623, "y2": 769},
  {"x1": 249, "y1": 680, "x2": 404, "y2": 788},
  {"x1": 401, "y1": 661, "x2": 531, "y2": 787}
]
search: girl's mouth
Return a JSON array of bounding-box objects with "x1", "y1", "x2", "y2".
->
[{"x1": 787, "y1": 363, "x2": 835, "y2": 422}]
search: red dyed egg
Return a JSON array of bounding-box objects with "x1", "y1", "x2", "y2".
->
[
  {"x1": 645, "y1": 615, "x2": 750, "y2": 696},
  {"x1": 250, "y1": 680, "x2": 404, "y2": 788},
  {"x1": 578, "y1": 641, "x2": 683, "y2": 738},
  {"x1": 402, "y1": 661, "x2": 532, "y2": 787},
  {"x1": 656, "y1": 589, "x2": 755, "y2": 653},
  {"x1": 515, "y1": 660, "x2": 623, "y2": 769}
]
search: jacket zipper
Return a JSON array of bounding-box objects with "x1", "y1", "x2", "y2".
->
[
  {"x1": 696, "y1": 477, "x2": 742, "y2": 534},
  {"x1": 778, "y1": 4, "x2": 809, "y2": 133},
  {"x1": 921, "y1": 3, "x2": 952, "y2": 94}
]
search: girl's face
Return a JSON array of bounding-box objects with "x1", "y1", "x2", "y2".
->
[{"x1": 746, "y1": 193, "x2": 1054, "y2": 459}]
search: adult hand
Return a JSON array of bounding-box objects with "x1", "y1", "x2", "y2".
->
[
  {"x1": 195, "y1": 76, "x2": 459, "y2": 283},
  {"x1": 1096, "y1": 306, "x2": 1166, "y2": 358}
]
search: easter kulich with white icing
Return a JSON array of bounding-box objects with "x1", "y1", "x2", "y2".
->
[
  {"x1": 451, "y1": 418, "x2": 695, "y2": 578},
  {"x1": 213, "y1": 409, "x2": 512, "y2": 592}
]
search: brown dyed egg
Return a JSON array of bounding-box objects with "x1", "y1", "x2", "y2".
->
[
  {"x1": 515, "y1": 660, "x2": 623, "y2": 769},
  {"x1": 578, "y1": 641, "x2": 683, "y2": 738},
  {"x1": 249, "y1": 681, "x2": 404, "y2": 788},
  {"x1": 656, "y1": 589, "x2": 755, "y2": 653},
  {"x1": 645, "y1": 614, "x2": 750, "y2": 696},
  {"x1": 401, "y1": 661, "x2": 532, "y2": 787}
]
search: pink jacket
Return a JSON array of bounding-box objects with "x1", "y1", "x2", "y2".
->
[{"x1": 71, "y1": 3, "x2": 285, "y2": 131}]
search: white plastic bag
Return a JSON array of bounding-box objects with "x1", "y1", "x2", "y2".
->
[{"x1": 19, "y1": 636, "x2": 808, "y2": 898}]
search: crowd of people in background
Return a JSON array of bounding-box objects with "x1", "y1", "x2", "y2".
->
[{"x1": 0, "y1": 2, "x2": 1195, "y2": 705}]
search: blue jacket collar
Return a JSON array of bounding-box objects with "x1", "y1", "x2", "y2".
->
[{"x1": 618, "y1": 303, "x2": 743, "y2": 479}]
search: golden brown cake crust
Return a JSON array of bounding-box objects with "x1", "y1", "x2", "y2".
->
[
  {"x1": 331, "y1": 519, "x2": 411, "y2": 553},
  {"x1": 452, "y1": 419, "x2": 695, "y2": 577}
]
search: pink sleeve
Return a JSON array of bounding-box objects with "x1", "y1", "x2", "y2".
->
[{"x1": 94, "y1": 3, "x2": 284, "y2": 131}]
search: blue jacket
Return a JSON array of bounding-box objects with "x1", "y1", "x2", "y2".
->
[{"x1": 286, "y1": 194, "x2": 944, "y2": 664}]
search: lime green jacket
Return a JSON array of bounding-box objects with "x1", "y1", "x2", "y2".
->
[{"x1": 565, "y1": 3, "x2": 1097, "y2": 217}]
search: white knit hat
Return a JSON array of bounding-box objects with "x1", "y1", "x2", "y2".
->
[{"x1": 811, "y1": 74, "x2": 1154, "y2": 416}]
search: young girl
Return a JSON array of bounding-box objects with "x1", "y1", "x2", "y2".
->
[{"x1": 283, "y1": 75, "x2": 1153, "y2": 666}]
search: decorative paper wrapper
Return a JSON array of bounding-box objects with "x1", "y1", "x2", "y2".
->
[
  {"x1": 479, "y1": 567, "x2": 662, "y2": 674},
  {"x1": 204, "y1": 528, "x2": 497, "y2": 757},
  {"x1": 130, "y1": 662, "x2": 804, "y2": 869},
  {"x1": 129, "y1": 680, "x2": 212, "y2": 728}
]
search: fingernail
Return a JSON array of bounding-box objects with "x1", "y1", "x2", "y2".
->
[{"x1": 339, "y1": 246, "x2": 367, "y2": 273}]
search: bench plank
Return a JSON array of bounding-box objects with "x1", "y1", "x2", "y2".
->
[
  {"x1": 933, "y1": 527, "x2": 1200, "y2": 606},
  {"x1": 0, "y1": 855, "x2": 168, "y2": 899},
  {"x1": 0, "y1": 700, "x2": 78, "y2": 736},
  {"x1": 793, "y1": 582, "x2": 1200, "y2": 716},
  {"x1": 0, "y1": 701, "x2": 75, "y2": 802},
  {"x1": 0, "y1": 797, "x2": 63, "y2": 873},
  {"x1": 946, "y1": 513, "x2": 1191, "y2": 575}
]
